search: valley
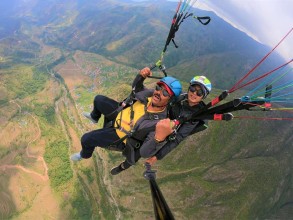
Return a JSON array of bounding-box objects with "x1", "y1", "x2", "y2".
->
[{"x1": 0, "y1": 0, "x2": 292, "y2": 219}]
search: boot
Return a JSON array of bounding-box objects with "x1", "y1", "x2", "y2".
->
[
  {"x1": 83, "y1": 112, "x2": 98, "y2": 123},
  {"x1": 110, "y1": 163, "x2": 125, "y2": 175},
  {"x1": 70, "y1": 152, "x2": 83, "y2": 161}
]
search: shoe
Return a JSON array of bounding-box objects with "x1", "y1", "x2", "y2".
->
[
  {"x1": 70, "y1": 152, "x2": 83, "y2": 161},
  {"x1": 110, "y1": 164, "x2": 125, "y2": 175},
  {"x1": 83, "y1": 112, "x2": 98, "y2": 123}
]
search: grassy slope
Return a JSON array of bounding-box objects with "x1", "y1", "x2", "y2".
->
[
  {"x1": 0, "y1": 53, "x2": 97, "y2": 219},
  {"x1": 157, "y1": 117, "x2": 292, "y2": 219},
  {"x1": 1, "y1": 0, "x2": 292, "y2": 218}
]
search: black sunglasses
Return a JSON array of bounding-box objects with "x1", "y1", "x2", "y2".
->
[
  {"x1": 155, "y1": 85, "x2": 171, "y2": 97},
  {"x1": 189, "y1": 86, "x2": 204, "y2": 97}
]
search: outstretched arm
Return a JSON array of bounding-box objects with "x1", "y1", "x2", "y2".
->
[
  {"x1": 145, "y1": 119, "x2": 208, "y2": 165},
  {"x1": 144, "y1": 123, "x2": 193, "y2": 165},
  {"x1": 139, "y1": 118, "x2": 174, "y2": 159},
  {"x1": 155, "y1": 122, "x2": 197, "y2": 160}
]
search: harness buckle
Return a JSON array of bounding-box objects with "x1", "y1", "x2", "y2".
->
[
  {"x1": 153, "y1": 114, "x2": 159, "y2": 120},
  {"x1": 134, "y1": 142, "x2": 141, "y2": 149},
  {"x1": 168, "y1": 130, "x2": 177, "y2": 141}
]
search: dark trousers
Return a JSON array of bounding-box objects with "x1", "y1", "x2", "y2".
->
[
  {"x1": 90, "y1": 95, "x2": 119, "y2": 122},
  {"x1": 121, "y1": 149, "x2": 141, "y2": 170},
  {"x1": 80, "y1": 95, "x2": 124, "y2": 158}
]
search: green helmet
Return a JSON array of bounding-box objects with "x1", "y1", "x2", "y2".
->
[{"x1": 190, "y1": 76, "x2": 212, "y2": 98}]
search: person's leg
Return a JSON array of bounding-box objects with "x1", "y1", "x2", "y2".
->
[
  {"x1": 111, "y1": 149, "x2": 141, "y2": 175},
  {"x1": 110, "y1": 160, "x2": 132, "y2": 175},
  {"x1": 90, "y1": 95, "x2": 119, "y2": 122},
  {"x1": 80, "y1": 127, "x2": 122, "y2": 159}
]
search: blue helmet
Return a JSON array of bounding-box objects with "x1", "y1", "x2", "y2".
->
[{"x1": 157, "y1": 76, "x2": 182, "y2": 97}]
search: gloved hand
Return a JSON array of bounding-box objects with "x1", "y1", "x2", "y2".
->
[
  {"x1": 155, "y1": 118, "x2": 175, "y2": 142},
  {"x1": 140, "y1": 67, "x2": 152, "y2": 78},
  {"x1": 145, "y1": 156, "x2": 157, "y2": 166}
]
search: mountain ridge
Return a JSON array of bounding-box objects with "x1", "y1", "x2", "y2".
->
[
  {"x1": 1, "y1": 0, "x2": 285, "y2": 90},
  {"x1": 0, "y1": 0, "x2": 292, "y2": 219}
]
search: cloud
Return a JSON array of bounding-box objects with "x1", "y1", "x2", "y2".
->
[{"x1": 197, "y1": 0, "x2": 292, "y2": 61}]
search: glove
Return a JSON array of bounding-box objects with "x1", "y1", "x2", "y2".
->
[
  {"x1": 155, "y1": 118, "x2": 175, "y2": 142},
  {"x1": 145, "y1": 156, "x2": 157, "y2": 166},
  {"x1": 140, "y1": 67, "x2": 152, "y2": 78}
]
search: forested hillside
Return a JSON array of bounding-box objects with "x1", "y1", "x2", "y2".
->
[{"x1": 0, "y1": 0, "x2": 292, "y2": 219}]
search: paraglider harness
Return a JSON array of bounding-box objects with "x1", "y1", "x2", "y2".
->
[
  {"x1": 102, "y1": 85, "x2": 170, "y2": 165},
  {"x1": 104, "y1": 85, "x2": 212, "y2": 164},
  {"x1": 100, "y1": 1, "x2": 212, "y2": 164},
  {"x1": 109, "y1": 1, "x2": 212, "y2": 147}
]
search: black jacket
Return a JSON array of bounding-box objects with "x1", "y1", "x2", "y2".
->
[{"x1": 140, "y1": 93, "x2": 208, "y2": 160}]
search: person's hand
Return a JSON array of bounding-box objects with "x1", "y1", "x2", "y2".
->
[
  {"x1": 140, "y1": 67, "x2": 152, "y2": 78},
  {"x1": 155, "y1": 118, "x2": 175, "y2": 142},
  {"x1": 145, "y1": 156, "x2": 157, "y2": 166}
]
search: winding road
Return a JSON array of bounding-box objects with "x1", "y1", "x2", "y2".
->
[{"x1": 0, "y1": 100, "x2": 48, "y2": 181}]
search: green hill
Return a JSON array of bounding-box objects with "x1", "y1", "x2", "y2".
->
[
  {"x1": 0, "y1": 0, "x2": 292, "y2": 219},
  {"x1": 1, "y1": 0, "x2": 285, "y2": 87}
]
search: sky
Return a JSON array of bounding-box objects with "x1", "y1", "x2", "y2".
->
[{"x1": 194, "y1": 0, "x2": 293, "y2": 62}]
